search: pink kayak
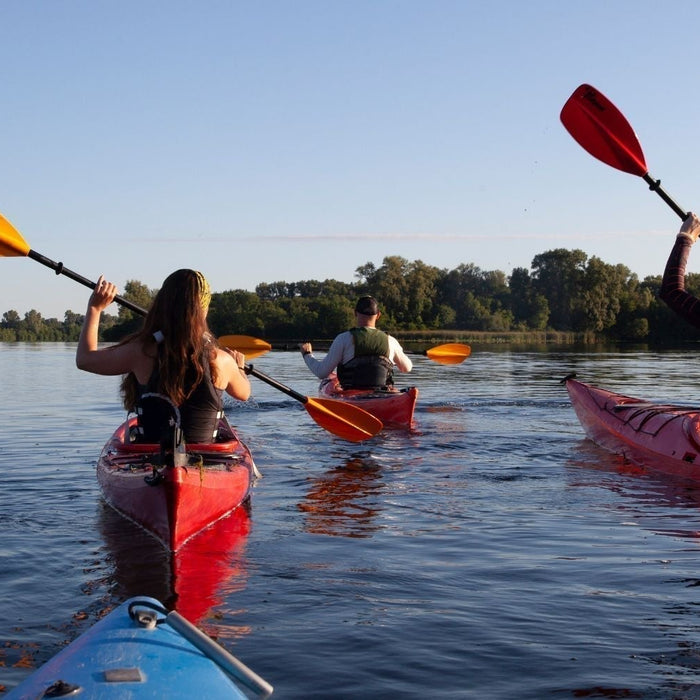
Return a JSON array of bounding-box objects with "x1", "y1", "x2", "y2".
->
[
  {"x1": 565, "y1": 375, "x2": 700, "y2": 480},
  {"x1": 319, "y1": 374, "x2": 418, "y2": 429}
]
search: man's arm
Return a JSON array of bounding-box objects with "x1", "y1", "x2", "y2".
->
[
  {"x1": 302, "y1": 333, "x2": 354, "y2": 379},
  {"x1": 388, "y1": 336, "x2": 412, "y2": 373}
]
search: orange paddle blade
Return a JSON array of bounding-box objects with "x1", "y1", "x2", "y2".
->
[
  {"x1": 246, "y1": 365, "x2": 382, "y2": 442},
  {"x1": 425, "y1": 343, "x2": 471, "y2": 365},
  {"x1": 305, "y1": 397, "x2": 383, "y2": 442},
  {"x1": 218, "y1": 335, "x2": 272, "y2": 360},
  {"x1": 0, "y1": 213, "x2": 30, "y2": 257}
]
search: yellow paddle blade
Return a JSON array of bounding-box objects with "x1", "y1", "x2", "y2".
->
[
  {"x1": 305, "y1": 397, "x2": 383, "y2": 442},
  {"x1": 425, "y1": 343, "x2": 471, "y2": 365},
  {"x1": 0, "y1": 213, "x2": 30, "y2": 257},
  {"x1": 218, "y1": 335, "x2": 272, "y2": 360}
]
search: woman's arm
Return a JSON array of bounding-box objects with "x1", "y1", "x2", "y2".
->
[
  {"x1": 76, "y1": 276, "x2": 141, "y2": 375},
  {"x1": 216, "y1": 348, "x2": 251, "y2": 401},
  {"x1": 660, "y1": 213, "x2": 700, "y2": 329}
]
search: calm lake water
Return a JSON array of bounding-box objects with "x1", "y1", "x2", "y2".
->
[{"x1": 3, "y1": 343, "x2": 700, "y2": 698}]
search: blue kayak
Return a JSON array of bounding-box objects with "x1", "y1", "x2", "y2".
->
[{"x1": 6, "y1": 596, "x2": 273, "y2": 699}]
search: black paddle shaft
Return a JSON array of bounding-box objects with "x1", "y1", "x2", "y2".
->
[
  {"x1": 642, "y1": 173, "x2": 689, "y2": 221},
  {"x1": 27, "y1": 248, "x2": 148, "y2": 315},
  {"x1": 245, "y1": 364, "x2": 308, "y2": 404}
]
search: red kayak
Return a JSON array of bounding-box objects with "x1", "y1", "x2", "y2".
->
[
  {"x1": 319, "y1": 374, "x2": 418, "y2": 429},
  {"x1": 97, "y1": 416, "x2": 255, "y2": 551},
  {"x1": 566, "y1": 376, "x2": 700, "y2": 480}
]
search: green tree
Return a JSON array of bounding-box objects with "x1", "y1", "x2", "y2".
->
[
  {"x1": 208, "y1": 289, "x2": 266, "y2": 337},
  {"x1": 23, "y1": 310, "x2": 44, "y2": 337},
  {"x1": 508, "y1": 267, "x2": 549, "y2": 330},
  {"x1": 437, "y1": 263, "x2": 481, "y2": 328},
  {"x1": 118, "y1": 280, "x2": 156, "y2": 321},
  {"x1": 403, "y1": 260, "x2": 441, "y2": 329},
  {"x1": 1, "y1": 310, "x2": 20, "y2": 329},
  {"x1": 531, "y1": 249, "x2": 588, "y2": 330},
  {"x1": 255, "y1": 281, "x2": 299, "y2": 300},
  {"x1": 438, "y1": 263, "x2": 509, "y2": 330},
  {"x1": 356, "y1": 256, "x2": 412, "y2": 327},
  {"x1": 433, "y1": 304, "x2": 457, "y2": 329},
  {"x1": 304, "y1": 296, "x2": 354, "y2": 337},
  {"x1": 579, "y1": 258, "x2": 631, "y2": 332},
  {"x1": 608, "y1": 271, "x2": 653, "y2": 340},
  {"x1": 295, "y1": 279, "x2": 354, "y2": 300},
  {"x1": 63, "y1": 311, "x2": 84, "y2": 342}
]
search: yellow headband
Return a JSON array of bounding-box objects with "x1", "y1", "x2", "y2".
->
[{"x1": 195, "y1": 270, "x2": 211, "y2": 311}]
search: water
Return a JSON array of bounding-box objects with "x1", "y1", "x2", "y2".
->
[{"x1": 3, "y1": 344, "x2": 700, "y2": 698}]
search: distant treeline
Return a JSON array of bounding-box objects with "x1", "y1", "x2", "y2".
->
[{"x1": 2, "y1": 252, "x2": 700, "y2": 344}]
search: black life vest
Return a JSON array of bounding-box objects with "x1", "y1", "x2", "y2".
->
[{"x1": 337, "y1": 327, "x2": 394, "y2": 390}]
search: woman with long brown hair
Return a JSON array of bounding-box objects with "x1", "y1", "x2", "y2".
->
[{"x1": 76, "y1": 269, "x2": 250, "y2": 443}]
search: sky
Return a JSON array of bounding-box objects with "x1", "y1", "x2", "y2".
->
[{"x1": 2, "y1": 0, "x2": 700, "y2": 318}]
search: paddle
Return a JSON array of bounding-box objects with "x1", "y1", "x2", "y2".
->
[
  {"x1": 424, "y1": 343, "x2": 471, "y2": 365},
  {"x1": 560, "y1": 83, "x2": 689, "y2": 220},
  {"x1": 0, "y1": 212, "x2": 147, "y2": 314},
  {"x1": 0, "y1": 211, "x2": 383, "y2": 442},
  {"x1": 244, "y1": 364, "x2": 382, "y2": 442},
  {"x1": 217, "y1": 335, "x2": 271, "y2": 360}
]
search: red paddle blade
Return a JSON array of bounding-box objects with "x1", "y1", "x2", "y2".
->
[{"x1": 560, "y1": 84, "x2": 648, "y2": 177}]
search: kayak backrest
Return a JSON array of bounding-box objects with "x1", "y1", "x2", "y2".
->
[
  {"x1": 133, "y1": 393, "x2": 186, "y2": 467},
  {"x1": 116, "y1": 416, "x2": 240, "y2": 455},
  {"x1": 135, "y1": 392, "x2": 181, "y2": 444}
]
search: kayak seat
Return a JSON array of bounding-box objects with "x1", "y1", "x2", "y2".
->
[
  {"x1": 134, "y1": 393, "x2": 180, "y2": 444},
  {"x1": 119, "y1": 418, "x2": 239, "y2": 455},
  {"x1": 134, "y1": 393, "x2": 187, "y2": 469}
]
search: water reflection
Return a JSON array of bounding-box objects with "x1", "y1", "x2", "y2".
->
[
  {"x1": 298, "y1": 454, "x2": 385, "y2": 538},
  {"x1": 566, "y1": 440, "x2": 700, "y2": 541},
  {"x1": 97, "y1": 501, "x2": 251, "y2": 626}
]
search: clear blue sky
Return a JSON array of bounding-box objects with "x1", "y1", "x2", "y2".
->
[{"x1": 2, "y1": 1, "x2": 700, "y2": 318}]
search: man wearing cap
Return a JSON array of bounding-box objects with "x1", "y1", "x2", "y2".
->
[{"x1": 299, "y1": 296, "x2": 412, "y2": 389}]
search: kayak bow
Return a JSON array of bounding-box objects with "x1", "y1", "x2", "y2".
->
[
  {"x1": 5, "y1": 596, "x2": 273, "y2": 698},
  {"x1": 566, "y1": 375, "x2": 700, "y2": 481}
]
